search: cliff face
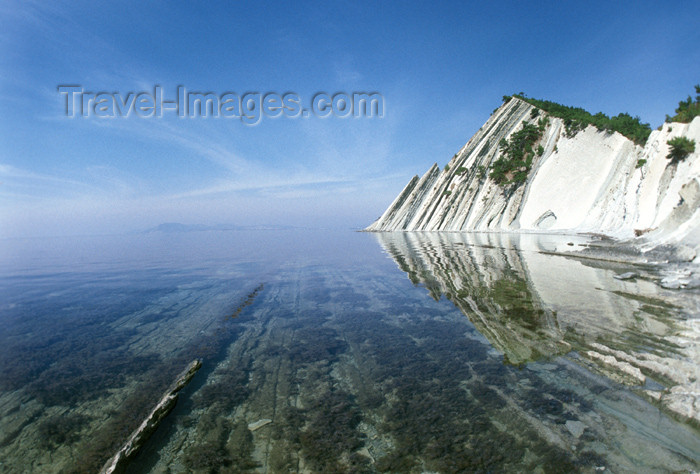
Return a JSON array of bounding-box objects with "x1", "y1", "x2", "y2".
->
[{"x1": 367, "y1": 98, "x2": 700, "y2": 254}]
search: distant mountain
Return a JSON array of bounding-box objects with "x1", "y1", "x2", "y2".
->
[{"x1": 147, "y1": 223, "x2": 221, "y2": 233}]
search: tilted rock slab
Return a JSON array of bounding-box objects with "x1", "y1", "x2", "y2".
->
[{"x1": 100, "y1": 359, "x2": 202, "y2": 474}]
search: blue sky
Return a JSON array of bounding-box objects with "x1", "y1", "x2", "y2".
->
[{"x1": 1, "y1": 0, "x2": 699, "y2": 237}]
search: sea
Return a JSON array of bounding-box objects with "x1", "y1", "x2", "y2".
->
[{"x1": 0, "y1": 229, "x2": 698, "y2": 472}]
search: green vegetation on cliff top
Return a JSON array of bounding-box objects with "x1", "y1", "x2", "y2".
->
[
  {"x1": 452, "y1": 87, "x2": 699, "y2": 186},
  {"x1": 666, "y1": 84, "x2": 700, "y2": 124},
  {"x1": 504, "y1": 94, "x2": 651, "y2": 145}
]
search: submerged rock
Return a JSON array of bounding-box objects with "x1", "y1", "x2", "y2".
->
[
  {"x1": 585, "y1": 351, "x2": 646, "y2": 385},
  {"x1": 565, "y1": 420, "x2": 586, "y2": 439},
  {"x1": 100, "y1": 359, "x2": 202, "y2": 474},
  {"x1": 247, "y1": 418, "x2": 272, "y2": 431}
]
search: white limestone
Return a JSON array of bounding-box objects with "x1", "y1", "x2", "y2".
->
[{"x1": 367, "y1": 98, "x2": 700, "y2": 257}]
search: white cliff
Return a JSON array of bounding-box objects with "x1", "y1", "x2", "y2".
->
[{"x1": 367, "y1": 97, "x2": 700, "y2": 259}]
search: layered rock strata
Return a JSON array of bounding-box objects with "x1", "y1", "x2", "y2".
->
[{"x1": 367, "y1": 98, "x2": 700, "y2": 259}]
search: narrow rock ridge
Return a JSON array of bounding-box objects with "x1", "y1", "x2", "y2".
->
[
  {"x1": 366, "y1": 98, "x2": 700, "y2": 259},
  {"x1": 100, "y1": 359, "x2": 202, "y2": 474}
]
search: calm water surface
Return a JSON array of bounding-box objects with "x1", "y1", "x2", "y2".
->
[{"x1": 0, "y1": 229, "x2": 698, "y2": 472}]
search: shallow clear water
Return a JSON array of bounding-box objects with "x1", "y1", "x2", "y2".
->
[{"x1": 0, "y1": 229, "x2": 698, "y2": 472}]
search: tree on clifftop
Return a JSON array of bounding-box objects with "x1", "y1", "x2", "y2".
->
[{"x1": 666, "y1": 84, "x2": 700, "y2": 123}]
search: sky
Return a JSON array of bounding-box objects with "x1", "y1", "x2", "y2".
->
[{"x1": 1, "y1": 0, "x2": 699, "y2": 237}]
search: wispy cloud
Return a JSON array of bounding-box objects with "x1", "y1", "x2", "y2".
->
[
  {"x1": 0, "y1": 163, "x2": 92, "y2": 196},
  {"x1": 0, "y1": 162, "x2": 147, "y2": 202}
]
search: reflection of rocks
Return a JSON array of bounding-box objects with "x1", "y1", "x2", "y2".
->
[
  {"x1": 376, "y1": 232, "x2": 569, "y2": 366},
  {"x1": 375, "y1": 232, "x2": 700, "y2": 425}
]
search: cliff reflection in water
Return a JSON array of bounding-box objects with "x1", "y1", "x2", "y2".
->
[{"x1": 375, "y1": 231, "x2": 700, "y2": 424}]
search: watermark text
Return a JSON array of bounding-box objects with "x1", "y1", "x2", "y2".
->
[{"x1": 58, "y1": 85, "x2": 384, "y2": 124}]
